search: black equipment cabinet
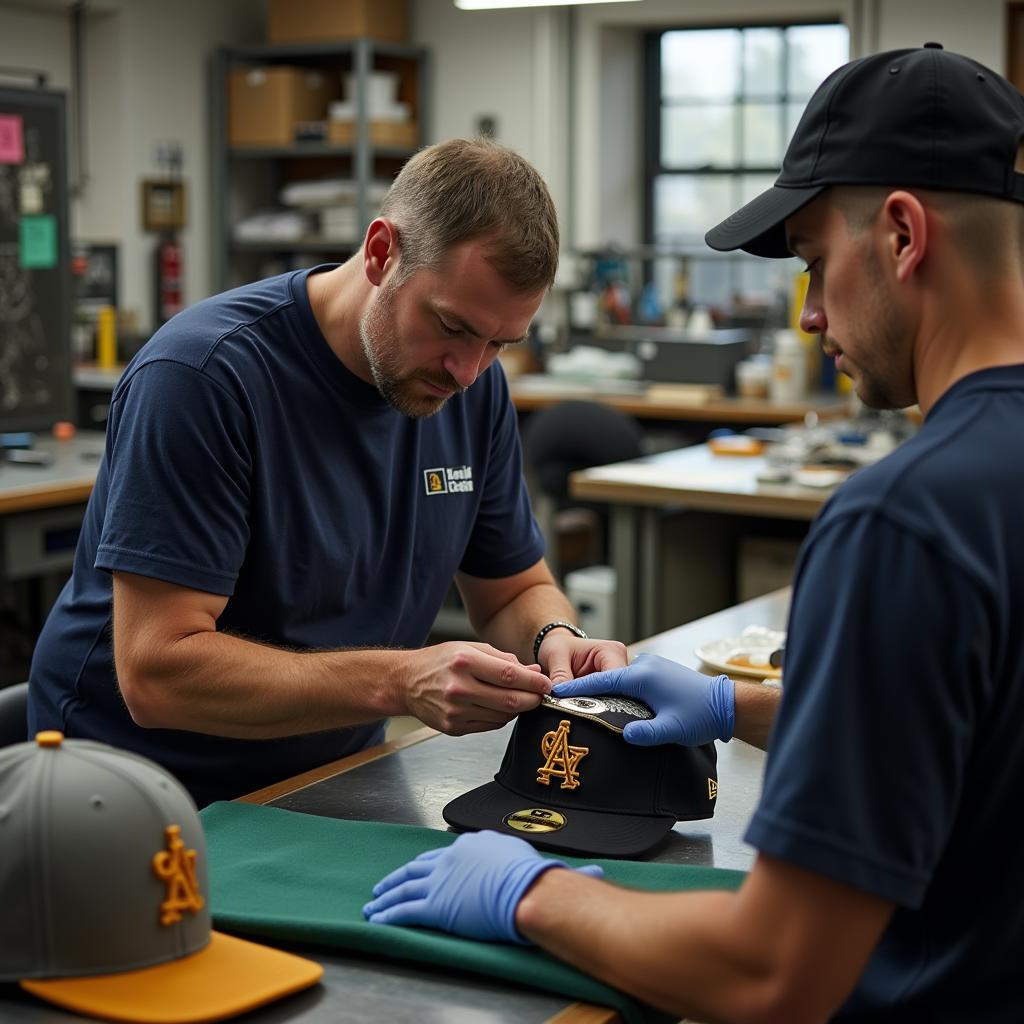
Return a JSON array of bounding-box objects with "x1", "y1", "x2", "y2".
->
[{"x1": 0, "y1": 85, "x2": 73, "y2": 434}]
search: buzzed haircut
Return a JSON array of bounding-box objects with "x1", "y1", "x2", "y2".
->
[{"x1": 831, "y1": 185, "x2": 1024, "y2": 284}]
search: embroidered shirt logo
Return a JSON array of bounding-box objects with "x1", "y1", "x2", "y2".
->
[
  {"x1": 423, "y1": 465, "x2": 474, "y2": 495},
  {"x1": 537, "y1": 719, "x2": 589, "y2": 790},
  {"x1": 708, "y1": 778, "x2": 718, "y2": 801},
  {"x1": 152, "y1": 824, "x2": 205, "y2": 925}
]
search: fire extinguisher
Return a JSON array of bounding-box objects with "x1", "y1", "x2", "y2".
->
[{"x1": 155, "y1": 233, "x2": 183, "y2": 325}]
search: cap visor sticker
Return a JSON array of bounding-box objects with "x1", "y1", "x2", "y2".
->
[{"x1": 444, "y1": 780, "x2": 675, "y2": 859}]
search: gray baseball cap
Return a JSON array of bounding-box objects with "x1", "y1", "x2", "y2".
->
[{"x1": 0, "y1": 731, "x2": 322, "y2": 1022}]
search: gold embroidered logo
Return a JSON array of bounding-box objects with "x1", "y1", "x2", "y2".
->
[
  {"x1": 152, "y1": 825, "x2": 204, "y2": 925},
  {"x1": 708, "y1": 778, "x2": 718, "y2": 801},
  {"x1": 504, "y1": 807, "x2": 567, "y2": 834},
  {"x1": 537, "y1": 719, "x2": 589, "y2": 790},
  {"x1": 424, "y1": 469, "x2": 447, "y2": 494}
]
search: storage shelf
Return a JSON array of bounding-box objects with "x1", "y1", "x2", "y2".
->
[
  {"x1": 228, "y1": 144, "x2": 416, "y2": 159},
  {"x1": 225, "y1": 41, "x2": 424, "y2": 62},
  {"x1": 212, "y1": 40, "x2": 430, "y2": 291}
]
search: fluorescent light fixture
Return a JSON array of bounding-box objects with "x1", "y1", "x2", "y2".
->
[{"x1": 456, "y1": 0, "x2": 641, "y2": 8}]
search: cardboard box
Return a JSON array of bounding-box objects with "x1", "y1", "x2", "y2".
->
[
  {"x1": 228, "y1": 67, "x2": 338, "y2": 147},
  {"x1": 267, "y1": 0, "x2": 408, "y2": 45},
  {"x1": 328, "y1": 119, "x2": 418, "y2": 149}
]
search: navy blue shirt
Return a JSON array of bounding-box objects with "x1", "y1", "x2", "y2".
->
[
  {"x1": 29, "y1": 267, "x2": 545, "y2": 805},
  {"x1": 747, "y1": 366, "x2": 1024, "y2": 1020}
]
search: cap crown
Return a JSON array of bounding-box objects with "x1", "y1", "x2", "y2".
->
[
  {"x1": 783, "y1": 45, "x2": 1024, "y2": 200},
  {"x1": 0, "y1": 738, "x2": 210, "y2": 981},
  {"x1": 497, "y1": 696, "x2": 716, "y2": 820}
]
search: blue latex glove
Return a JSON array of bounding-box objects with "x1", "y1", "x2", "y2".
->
[
  {"x1": 363, "y1": 831, "x2": 604, "y2": 944},
  {"x1": 551, "y1": 653, "x2": 735, "y2": 747}
]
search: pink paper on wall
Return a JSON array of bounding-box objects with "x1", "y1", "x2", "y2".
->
[{"x1": 0, "y1": 114, "x2": 25, "y2": 164}]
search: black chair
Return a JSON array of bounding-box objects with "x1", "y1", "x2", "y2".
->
[
  {"x1": 521, "y1": 400, "x2": 644, "y2": 579},
  {"x1": 0, "y1": 681, "x2": 29, "y2": 747}
]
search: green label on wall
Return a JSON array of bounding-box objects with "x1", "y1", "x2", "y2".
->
[{"x1": 20, "y1": 214, "x2": 58, "y2": 269}]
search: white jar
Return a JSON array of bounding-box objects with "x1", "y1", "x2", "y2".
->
[{"x1": 770, "y1": 329, "x2": 807, "y2": 403}]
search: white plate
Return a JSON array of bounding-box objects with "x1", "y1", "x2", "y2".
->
[{"x1": 695, "y1": 625, "x2": 785, "y2": 679}]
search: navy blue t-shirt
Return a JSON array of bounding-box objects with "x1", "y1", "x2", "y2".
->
[
  {"x1": 29, "y1": 267, "x2": 545, "y2": 805},
  {"x1": 747, "y1": 366, "x2": 1024, "y2": 1020}
]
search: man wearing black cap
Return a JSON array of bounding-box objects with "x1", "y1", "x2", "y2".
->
[{"x1": 364, "y1": 44, "x2": 1024, "y2": 1022}]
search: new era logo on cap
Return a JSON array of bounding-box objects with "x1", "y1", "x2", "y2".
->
[
  {"x1": 0, "y1": 732, "x2": 322, "y2": 1023},
  {"x1": 443, "y1": 694, "x2": 718, "y2": 858}
]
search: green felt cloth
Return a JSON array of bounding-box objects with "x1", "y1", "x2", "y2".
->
[{"x1": 200, "y1": 801, "x2": 747, "y2": 1024}]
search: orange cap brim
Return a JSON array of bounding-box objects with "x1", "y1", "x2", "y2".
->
[{"x1": 20, "y1": 931, "x2": 323, "y2": 1023}]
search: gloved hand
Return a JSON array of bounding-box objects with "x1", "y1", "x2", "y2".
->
[
  {"x1": 551, "y1": 653, "x2": 735, "y2": 747},
  {"x1": 363, "y1": 831, "x2": 604, "y2": 944}
]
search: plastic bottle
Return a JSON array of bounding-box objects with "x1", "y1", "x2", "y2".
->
[
  {"x1": 770, "y1": 329, "x2": 806, "y2": 403},
  {"x1": 96, "y1": 306, "x2": 117, "y2": 370}
]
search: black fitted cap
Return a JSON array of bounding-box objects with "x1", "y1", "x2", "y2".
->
[
  {"x1": 706, "y1": 42, "x2": 1024, "y2": 257},
  {"x1": 443, "y1": 694, "x2": 718, "y2": 858}
]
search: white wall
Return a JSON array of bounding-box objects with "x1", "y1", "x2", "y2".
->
[{"x1": 411, "y1": 0, "x2": 573, "y2": 241}]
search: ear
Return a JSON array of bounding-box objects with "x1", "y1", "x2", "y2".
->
[
  {"x1": 880, "y1": 190, "x2": 927, "y2": 283},
  {"x1": 363, "y1": 218, "x2": 400, "y2": 286}
]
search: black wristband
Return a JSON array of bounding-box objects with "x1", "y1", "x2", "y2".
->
[{"x1": 532, "y1": 620, "x2": 588, "y2": 662}]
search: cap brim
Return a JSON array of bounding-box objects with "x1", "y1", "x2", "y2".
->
[
  {"x1": 705, "y1": 184, "x2": 824, "y2": 257},
  {"x1": 444, "y1": 780, "x2": 675, "y2": 859},
  {"x1": 20, "y1": 931, "x2": 323, "y2": 1024}
]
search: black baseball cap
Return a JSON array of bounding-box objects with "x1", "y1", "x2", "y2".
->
[
  {"x1": 706, "y1": 42, "x2": 1024, "y2": 257},
  {"x1": 442, "y1": 694, "x2": 718, "y2": 858}
]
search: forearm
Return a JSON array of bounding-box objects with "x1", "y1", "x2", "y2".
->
[
  {"x1": 469, "y1": 579, "x2": 577, "y2": 665},
  {"x1": 119, "y1": 629, "x2": 409, "y2": 738},
  {"x1": 732, "y1": 680, "x2": 781, "y2": 750},
  {"x1": 515, "y1": 870, "x2": 774, "y2": 1023}
]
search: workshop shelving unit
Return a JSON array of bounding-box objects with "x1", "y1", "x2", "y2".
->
[{"x1": 210, "y1": 40, "x2": 430, "y2": 290}]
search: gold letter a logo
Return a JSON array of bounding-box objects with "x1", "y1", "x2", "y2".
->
[
  {"x1": 537, "y1": 719, "x2": 589, "y2": 790},
  {"x1": 152, "y1": 825, "x2": 205, "y2": 926}
]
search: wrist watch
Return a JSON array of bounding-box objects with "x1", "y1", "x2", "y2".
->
[{"x1": 532, "y1": 620, "x2": 588, "y2": 662}]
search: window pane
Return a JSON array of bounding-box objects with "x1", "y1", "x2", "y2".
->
[
  {"x1": 653, "y1": 174, "x2": 734, "y2": 245},
  {"x1": 737, "y1": 173, "x2": 778, "y2": 207},
  {"x1": 662, "y1": 29, "x2": 740, "y2": 99},
  {"x1": 786, "y1": 24, "x2": 849, "y2": 96},
  {"x1": 737, "y1": 255, "x2": 799, "y2": 305},
  {"x1": 743, "y1": 28, "x2": 782, "y2": 97},
  {"x1": 690, "y1": 258, "x2": 734, "y2": 310},
  {"x1": 662, "y1": 105, "x2": 737, "y2": 168},
  {"x1": 741, "y1": 103, "x2": 784, "y2": 166}
]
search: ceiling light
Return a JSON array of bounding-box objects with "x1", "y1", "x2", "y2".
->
[{"x1": 456, "y1": 0, "x2": 641, "y2": 9}]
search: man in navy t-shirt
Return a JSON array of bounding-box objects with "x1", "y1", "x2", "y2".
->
[
  {"x1": 28, "y1": 139, "x2": 627, "y2": 806},
  {"x1": 364, "y1": 47, "x2": 1024, "y2": 1021}
]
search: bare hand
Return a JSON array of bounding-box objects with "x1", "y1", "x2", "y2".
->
[
  {"x1": 537, "y1": 634, "x2": 629, "y2": 686},
  {"x1": 401, "y1": 642, "x2": 551, "y2": 735}
]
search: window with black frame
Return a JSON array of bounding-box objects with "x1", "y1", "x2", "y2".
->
[{"x1": 644, "y1": 23, "x2": 849, "y2": 317}]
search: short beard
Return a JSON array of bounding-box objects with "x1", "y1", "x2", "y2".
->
[
  {"x1": 358, "y1": 279, "x2": 463, "y2": 419},
  {"x1": 851, "y1": 249, "x2": 916, "y2": 410}
]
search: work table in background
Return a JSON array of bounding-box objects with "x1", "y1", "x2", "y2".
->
[
  {"x1": 570, "y1": 443, "x2": 836, "y2": 642},
  {"x1": 510, "y1": 373, "x2": 850, "y2": 428}
]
